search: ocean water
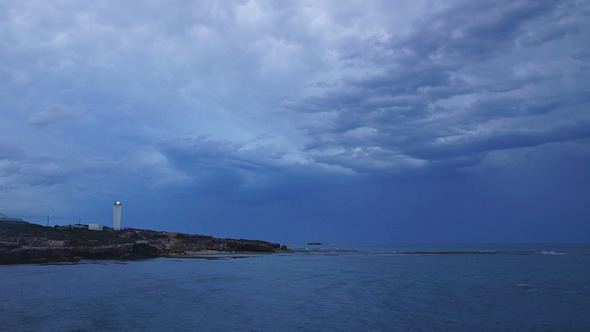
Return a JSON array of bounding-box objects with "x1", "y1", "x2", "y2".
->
[{"x1": 1, "y1": 243, "x2": 589, "y2": 331}]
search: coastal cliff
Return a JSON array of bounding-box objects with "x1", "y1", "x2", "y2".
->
[{"x1": 0, "y1": 220, "x2": 286, "y2": 264}]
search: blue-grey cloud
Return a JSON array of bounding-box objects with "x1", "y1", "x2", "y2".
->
[
  {"x1": 27, "y1": 105, "x2": 85, "y2": 128},
  {"x1": 158, "y1": 135, "x2": 349, "y2": 204},
  {"x1": 280, "y1": 0, "x2": 590, "y2": 176}
]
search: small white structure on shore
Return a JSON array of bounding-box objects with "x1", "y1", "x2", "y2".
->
[
  {"x1": 113, "y1": 201, "x2": 122, "y2": 230},
  {"x1": 88, "y1": 223, "x2": 103, "y2": 231}
]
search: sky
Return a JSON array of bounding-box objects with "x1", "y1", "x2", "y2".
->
[{"x1": 1, "y1": 0, "x2": 589, "y2": 243}]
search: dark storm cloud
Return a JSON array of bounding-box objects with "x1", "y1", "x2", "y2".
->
[
  {"x1": 403, "y1": 1, "x2": 553, "y2": 60},
  {"x1": 158, "y1": 135, "x2": 348, "y2": 203},
  {"x1": 408, "y1": 119, "x2": 590, "y2": 160},
  {"x1": 283, "y1": 0, "x2": 590, "y2": 175}
]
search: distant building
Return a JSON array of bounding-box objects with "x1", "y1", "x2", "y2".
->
[
  {"x1": 113, "y1": 201, "x2": 122, "y2": 231},
  {"x1": 0, "y1": 213, "x2": 25, "y2": 223},
  {"x1": 88, "y1": 223, "x2": 104, "y2": 231}
]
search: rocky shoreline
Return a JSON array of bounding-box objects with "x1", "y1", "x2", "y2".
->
[{"x1": 0, "y1": 220, "x2": 288, "y2": 264}]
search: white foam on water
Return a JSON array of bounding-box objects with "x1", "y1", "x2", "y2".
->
[{"x1": 539, "y1": 250, "x2": 564, "y2": 255}]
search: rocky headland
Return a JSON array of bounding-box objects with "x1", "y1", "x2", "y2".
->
[{"x1": 0, "y1": 220, "x2": 288, "y2": 264}]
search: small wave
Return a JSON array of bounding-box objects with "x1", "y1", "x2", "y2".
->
[
  {"x1": 295, "y1": 248, "x2": 362, "y2": 254},
  {"x1": 539, "y1": 250, "x2": 565, "y2": 256},
  {"x1": 395, "y1": 250, "x2": 537, "y2": 255}
]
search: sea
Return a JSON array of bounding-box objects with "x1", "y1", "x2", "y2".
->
[{"x1": 1, "y1": 243, "x2": 589, "y2": 331}]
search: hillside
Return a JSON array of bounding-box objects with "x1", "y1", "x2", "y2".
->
[{"x1": 0, "y1": 220, "x2": 287, "y2": 264}]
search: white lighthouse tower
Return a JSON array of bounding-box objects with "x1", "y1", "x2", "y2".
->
[{"x1": 113, "y1": 201, "x2": 122, "y2": 230}]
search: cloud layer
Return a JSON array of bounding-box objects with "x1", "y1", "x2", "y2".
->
[{"x1": 1, "y1": 0, "x2": 589, "y2": 242}]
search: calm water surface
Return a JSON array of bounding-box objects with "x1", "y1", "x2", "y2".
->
[{"x1": 1, "y1": 243, "x2": 589, "y2": 331}]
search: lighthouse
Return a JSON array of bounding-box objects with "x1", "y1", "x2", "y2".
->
[{"x1": 113, "y1": 201, "x2": 122, "y2": 230}]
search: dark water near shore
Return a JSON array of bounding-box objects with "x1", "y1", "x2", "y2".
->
[{"x1": 1, "y1": 243, "x2": 589, "y2": 331}]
